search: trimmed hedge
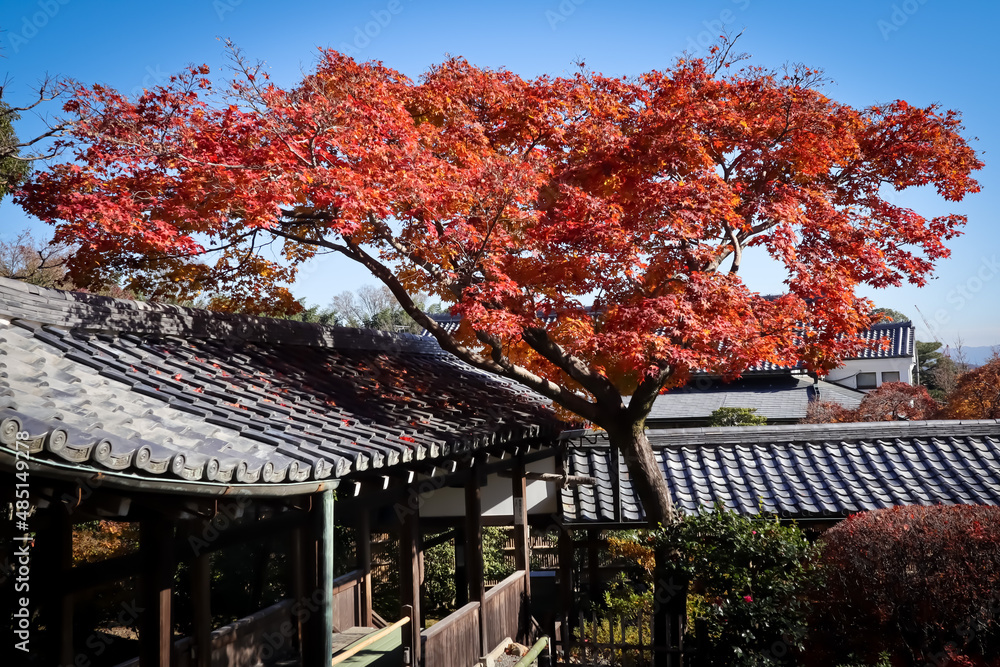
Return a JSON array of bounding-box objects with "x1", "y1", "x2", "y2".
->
[{"x1": 810, "y1": 505, "x2": 1000, "y2": 666}]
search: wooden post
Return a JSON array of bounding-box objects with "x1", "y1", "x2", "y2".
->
[
  {"x1": 399, "y1": 504, "x2": 422, "y2": 665},
  {"x1": 303, "y1": 489, "x2": 335, "y2": 667},
  {"x1": 357, "y1": 510, "x2": 373, "y2": 627},
  {"x1": 190, "y1": 548, "x2": 212, "y2": 667},
  {"x1": 289, "y1": 526, "x2": 306, "y2": 656},
  {"x1": 653, "y1": 545, "x2": 688, "y2": 667},
  {"x1": 557, "y1": 527, "x2": 575, "y2": 641},
  {"x1": 587, "y1": 529, "x2": 601, "y2": 603},
  {"x1": 37, "y1": 508, "x2": 74, "y2": 666},
  {"x1": 454, "y1": 523, "x2": 468, "y2": 607},
  {"x1": 512, "y1": 456, "x2": 532, "y2": 643},
  {"x1": 465, "y1": 466, "x2": 487, "y2": 657},
  {"x1": 140, "y1": 514, "x2": 176, "y2": 667}
]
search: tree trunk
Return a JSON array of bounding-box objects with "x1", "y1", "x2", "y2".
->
[{"x1": 606, "y1": 420, "x2": 675, "y2": 526}]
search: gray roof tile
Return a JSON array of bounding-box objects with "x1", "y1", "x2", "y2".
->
[
  {"x1": 0, "y1": 277, "x2": 563, "y2": 492},
  {"x1": 561, "y1": 420, "x2": 1000, "y2": 521}
]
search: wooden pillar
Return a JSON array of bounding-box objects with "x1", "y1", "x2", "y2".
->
[
  {"x1": 357, "y1": 509, "x2": 373, "y2": 627},
  {"x1": 289, "y1": 526, "x2": 307, "y2": 656},
  {"x1": 512, "y1": 457, "x2": 531, "y2": 593},
  {"x1": 140, "y1": 514, "x2": 176, "y2": 667},
  {"x1": 453, "y1": 523, "x2": 468, "y2": 607},
  {"x1": 653, "y1": 546, "x2": 688, "y2": 667},
  {"x1": 37, "y1": 508, "x2": 73, "y2": 666},
  {"x1": 190, "y1": 545, "x2": 212, "y2": 667},
  {"x1": 587, "y1": 529, "x2": 601, "y2": 603},
  {"x1": 302, "y1": 489, "x2": 335, "y2": 667},
  {"x1": 465, "y1": 465, "x2": 487, "y2": 657},
  {"x1": 399, "y1": 503, "x2": 422, "y2": 665},
  {"x1": 557, "y1": 527, "x2": 575, "y2": 639}
]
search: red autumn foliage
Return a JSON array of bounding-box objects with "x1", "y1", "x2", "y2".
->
[
  {"x1": 940, "y1": 354, "x2": 1000, "y2": 420},
  {"x1": 852, "y1": 381, "x2": 939, "y2": 421},
  {"x1": 16, "y1": 40, "x2": 982, "y2": 522},
  {"x1": 803, "y1": 382, "x2": 939, "y2": 423},
  {"x1": 809, "y1": 505, "x2": 1000, "y2": 666}
]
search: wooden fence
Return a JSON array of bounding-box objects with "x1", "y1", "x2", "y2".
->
[
  {"x1": 554, "y1": 610, "x2": 705, "y2": 667},
  {"x1": 421, "y1": 601, "x2": 481, "y2": 667},
  {"x1": 483, "y1": 570, "x2": 528, "y2": 649},
  {"x1": 421, "y1": 569, "x2": 530, "y2": 667},
  {"x1": 329, "y1": 568, "x2": 368, "y2": 631}
]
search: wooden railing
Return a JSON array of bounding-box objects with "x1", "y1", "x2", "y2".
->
[
  {"x1": 484, "y1": 569, "x2": 527, "y2": 649},
  {"x1": 421, "y1": 601, "x2": 481, "y2": 667},
  {"x1": 421, "y1": 569, "x2": 530, "y2": 667},
  {"x1": 329, "y1": 568, "x2": 367, "y2": 631}
]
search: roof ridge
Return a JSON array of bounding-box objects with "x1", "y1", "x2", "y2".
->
[{"x1": 0, "y1": 276, "x2": 441, "y2": 353}]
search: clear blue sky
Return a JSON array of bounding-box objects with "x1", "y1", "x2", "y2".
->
[{"x1": 2, "y1": 0, "x2": 998, "y2": 346}]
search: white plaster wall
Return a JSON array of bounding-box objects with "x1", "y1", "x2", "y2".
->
[
  {"x1": 826, "y1": 357, "x2": 916, "y2": 391},
  {"x1": 418, "y1": 456, "x2": 559, "y2": 518}
]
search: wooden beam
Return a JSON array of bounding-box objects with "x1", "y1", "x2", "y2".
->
[
  {"x1": 140, "y1": 514, "x2": 176, "y2": 667},
  {"x1": 399, "y1": 503, "x2": 422, "y2": 664},
  {"x1": 465, "y1": 464, "x2": 487, "y2": 657}
]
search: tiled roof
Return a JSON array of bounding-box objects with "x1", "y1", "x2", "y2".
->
[
  {"x1": 0, "y1": 278, "x2": 562, "y2": 494},
  {"x1": 560, "y1": 420, "x2": 1000, "y2": 522},
  {"x1": 645, "y1": 375, "x2": 865, "y2": 424}
]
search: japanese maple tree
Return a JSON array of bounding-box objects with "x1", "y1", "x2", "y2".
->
[{"x1": 17, "y1": 41, "x2": 982, "y2": 523}]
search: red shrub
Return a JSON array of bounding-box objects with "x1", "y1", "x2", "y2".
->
[
  {"x1": 852, "y1": 382, "x2": 939, "y2": 421},
  {"x1": 809, "y1": 505, "x2": 1000, "y2": 666}
]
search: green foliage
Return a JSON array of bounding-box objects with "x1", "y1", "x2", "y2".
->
[
  {"x1": 483, "y1": 526, "x2": 515, "y2": 582},
  {"x1": 871, "y1": 307, "x2": 910, "y2": 324},
  {"x1": 708, "y1": 407, "x2": 769, "y2": 427},
  {"x1": 651, "y1": 507, "x2": 820, "y2": 666},
  {"x1": 0, "y1": 102, "x2": 31, "y2": 200},
  {"x1": 423, "y1": 534, "x2": 457, "y2": 617}
]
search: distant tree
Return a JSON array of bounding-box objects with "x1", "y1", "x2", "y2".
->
[
  {"x1": 708, "y1": 407, "x2": 768, "y2": 427},
  {"x1": 915, "y1": 340, "x2": 944, "y2": 389},
  {"x1": 852, "y1": 382, "x2": 938, "y2": 421},
  {"x1": 0, "y1": 229, "x2": 74, "y2": 288},
  {"x1": 871, "y1": 307, "x2": 910, "y2": 324},
  {"x1": 285, "y1": 300, "x2": 340, "y2": 326},
  {"x1": 332, "y1": 285, "x2": 442, "y2": 333},
  {"x1": 939, "y1": 354, "x2": 1000, "y2": 419},
  {"x1": 0, "y1": 77, "x2": 71, "y2": 201},
  {"x1": 801, "y1": 400, "x2": 852, "y2": 424}
]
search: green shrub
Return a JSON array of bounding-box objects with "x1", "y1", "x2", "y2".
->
[{"x1": 607, "y1": 506, "x2": 819, "y2": 666}]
